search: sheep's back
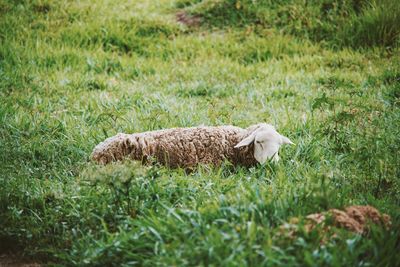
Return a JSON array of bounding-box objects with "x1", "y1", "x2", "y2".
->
[{"x1": 142, "y1": 126, "x2": 245, "y2": 168}]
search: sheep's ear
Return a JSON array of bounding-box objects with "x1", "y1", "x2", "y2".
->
[
  {"x1": 281, "y1": 135, "x2": 294, "y2": 145},
  {"x1": 235, "y1": 133, "x2": 256, "y2": 148}
]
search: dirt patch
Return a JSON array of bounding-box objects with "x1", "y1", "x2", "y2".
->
[
  {"x1": 0, "y1": 253, "x2": 41, "y2": 267},
  {"x1": 307, "y1": 205, "x2": 391, "y2": 233},
  {"x1": 176, "y1": 11, "x2": 202, "y2": 27},
  {"x1": 280, "y1": 205, "x2": 391, "y2": 238}
]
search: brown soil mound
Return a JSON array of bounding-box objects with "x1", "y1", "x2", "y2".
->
[
  {"x1": 280, "y1": 205, "x2": 391, "y2": 237},
  {"x1": 306, "y1": 205, "x2": 391, "y2": 234}
]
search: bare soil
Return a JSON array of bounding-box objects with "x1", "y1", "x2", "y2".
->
[{"x1": 0, "y1": 253, "x2": 41, "y2": 267}]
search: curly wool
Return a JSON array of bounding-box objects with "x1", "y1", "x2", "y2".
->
[{"x1": 91, "y1": 125, "x2": 258, "y2": 168}]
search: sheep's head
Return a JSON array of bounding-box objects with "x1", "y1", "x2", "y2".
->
[{"x1": 234, "y1": 123, "x2": 294, "y2": 163}]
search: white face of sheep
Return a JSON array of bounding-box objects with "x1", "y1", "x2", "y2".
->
[{"x1": 234, "y1": 124, "x2": 294, "y2": 163}]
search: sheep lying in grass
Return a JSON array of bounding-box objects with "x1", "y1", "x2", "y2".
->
[{"x1": 91, "y1": 123, "x2": 294, "y2": 168}]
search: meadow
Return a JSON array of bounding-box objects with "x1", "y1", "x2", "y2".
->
[{"x1": 0, "y1": 0, "x2": 399, "y2": 266}]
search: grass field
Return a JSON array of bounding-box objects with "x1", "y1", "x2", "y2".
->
[{"x1": 0, "y1": 0, "x2": 399, "y2": 266}]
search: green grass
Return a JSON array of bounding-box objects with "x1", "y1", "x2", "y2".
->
[
  {"x1": 185, "y1": 0, "x2": 400, "y2": 48},
  {"x1": 0, "y1": 0, "x2": 399, "y2": 266}
]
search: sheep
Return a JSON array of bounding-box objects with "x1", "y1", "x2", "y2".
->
[{"x1": 91, "y1": 123, "x2": 294, "y2": 168}]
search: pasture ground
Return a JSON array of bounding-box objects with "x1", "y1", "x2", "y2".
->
[{"x1": 0, "y1": 0, "x2": 399, "y2": 266}]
